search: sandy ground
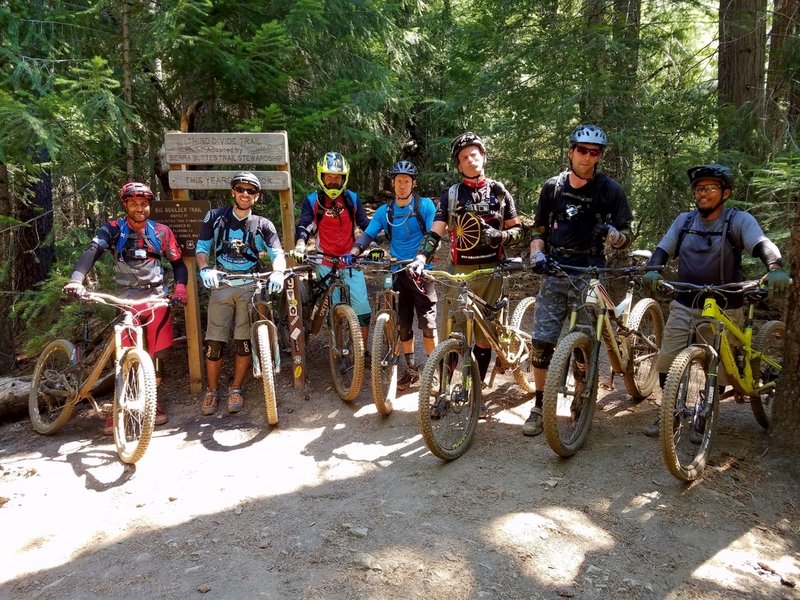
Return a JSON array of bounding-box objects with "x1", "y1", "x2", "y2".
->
[{"x1": 1, "y1": 277, "x2": 799, "y2": 600}]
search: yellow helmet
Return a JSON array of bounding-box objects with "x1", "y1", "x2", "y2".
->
[{"x1": 316, "y1": 152, "x2": 350, "y2": 200}]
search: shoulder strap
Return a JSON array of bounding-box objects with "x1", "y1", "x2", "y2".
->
[
  {"x1": 674, "y1": 211, "x2": 698, "y2": 258},
  {"x1": 115, "y1": 219, "x2": 162, "y2": 258},
  {"x1": 547, "y1": 171, "x2": 570, "y2": 231},
  {"x1": 386, "y1": 194, "x2": 426, "y2": 242}
]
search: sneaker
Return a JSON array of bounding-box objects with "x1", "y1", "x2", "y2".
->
[
  {"x1": 201, "y1": 389, "x2": 219, "y2": 416},
  {"x1": 155, "y1": 403, "x2": 168, "y2": 426},
  {"x1": 226, "y1": 387, "x2": 245, "y2": 413},
  {"x1": 397, "y1": 366, "x2": 420, "y2": 391},
  {"x1": 522, "y1": 407, "x2": 543, "y2": 436},
  {"x1": 643, "y1": 419, "x2": 660, "y2": 438}
]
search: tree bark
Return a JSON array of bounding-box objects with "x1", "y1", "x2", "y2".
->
[
  {"x1": 0, "y1": 163, "x2": 15, "y2": 375},
  {"x1": 718, "y1": 0, "x2": 767, "y2": 152},
  {"x1": 764, "y1": 0, "x2": 799, "y2": 151}
]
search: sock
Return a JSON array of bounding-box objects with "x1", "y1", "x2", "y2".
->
[
  {"x1": 659, "y1": 372, "x2": 667, "y2": 389},
  {"x1": 535, "y1": 390, "x2": 544, "y2": 409},
  {"x1": 473, "y1": 346, "x2": 492, "y2": 382}
]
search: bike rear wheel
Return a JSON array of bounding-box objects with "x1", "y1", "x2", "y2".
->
[
  {"x1": 113, "y1": 348, "x2": 157, "y2": 464},
  {"x1": 659, "y1": 345, "x2": 718, "y2": 482},
  {"x1": 417, "y1": 338, "x2": 481, "y2": 461},
  {"x1": 623, "y1": 298, "x2": 664, "y2": 399},
  {"x1": 751, "y1": 320, "x2": 784, "y2": 430},
  {"x1": 29, "y1": 339, "x2": 79, "y2": 434},
  {"x1": 510, "y1": 296, "x2": 537, "y2": 394},
  {"x1": 329, "y1": 304, "x2": 365, "y2": 401},
  {"x1": 256, "y1": 323, "x2": 279, "y2": 425},
  {"x1": 370, "y1": 312, "x2": 399, "y2": 416},
  {"x1": 542, "y1": 331, "x2": 596, "y2": 457}
]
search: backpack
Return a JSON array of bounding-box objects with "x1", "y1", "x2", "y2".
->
[
  {"x1": 386, "y1": 194, "x2": 426, "y2": 242},
  {"x1": 114, "y1": 219, "x2": 162, "y2": 262},
  {"x1": 674, "y1": 207, "x2": 742, "y2": 282},
  {"x1": 311, "y1": 190, "x2": 359, "y2": 236},
  {"x1": 211, "y1": 206, "x2": 263, "y2": 264}
]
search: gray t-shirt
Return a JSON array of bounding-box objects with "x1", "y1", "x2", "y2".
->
[{"x1": 656, "y1": 207, "x2": 769, "y2": 306}]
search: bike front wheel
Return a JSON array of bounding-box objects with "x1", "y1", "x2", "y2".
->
[
  {"x1": 750, "y1": 320, "x2": 784, "y2": 430},
  {"x1": 256, "y1": 323, "x2": 279, "y2": 425},
  {"x1": 29, "y1": 339, "x2": 79, "y2": 434},
  {"x1": 659, "y1": 345, "x2": 718, "y2": 482},
  {"x1": 510, "y1": 296, "x2": 537, "y2": 394},
  {"x1": 542, "y1": 331, "x2": 596, "y2": 457},
  {"x1": 370, "y1": 312, "x2": 399, "y2": 415},
  {"x1": 623, "y1": 298, "x2": 664, "y2": 399},
  {"x1": 113, "y1": 348, "x2": 157, "y2": 464},
  {"x1": 417, "y1": 338, "x2": 481, "y2": 461},
  {"x1": 329, "y1": 304, "x2": 365, "y2": 401}
]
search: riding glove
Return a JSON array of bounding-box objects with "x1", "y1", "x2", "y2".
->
[
  {"x1": 63, "y1": 281, "x2": 86, "y2": 298},
  {"x1": 642, "y1": 270, "x2": 663, "y2": 294},
  {"x1": 200, "y1": 268, "x2": 224, "y2": 289},
  {"x1": 409, "y1": 256, "x2": 427, "y2": 276},
  {"x1": 172, "y1": 283, "x2": 189, "y2": 304},
  {"x1": 482, "y1": 224, "x2": 508, "y2": 248},
  {"x1": 268, "y1": 272, "x2": 285, "y2": 295},
  {"x1": 766, "y1": 268, "x2": 790, "y2": 300},
  {"x1": 530, "y1": 251, "x2": 548, "y2": 274}
]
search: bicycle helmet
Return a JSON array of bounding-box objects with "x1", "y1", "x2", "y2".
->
[
  {"x1": 450, "y1": 132, "x2": 486, "y2": 164},
  {"x1": 687, "y1": 164, "x2": 734, "y2": 189},
  {"x1": 388, "y1": 160, "x2": 418, "y2": 179},
  {"x1": 569, "y1": 124, "x2": 608, "y2": 148},
  {"x1": 119, "y1": 182, "x2": 153, "y2": 203},
  {"x1": 230, "y1": 171, "x2": 262, "y2": 191},
  {"x1": 316, "y1": 152, "x2": 350, "y2": 200}
]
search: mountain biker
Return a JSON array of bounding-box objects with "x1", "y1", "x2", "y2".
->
[
  {"x1": 195, "y1": 172, "x2": 287, "y2": 417},
  {"x1": 410, "y1": 132, "x2": 523, "y2": 418},
  {"x1": 349, "y1": 160, "x2": 438, "y2": 390},
  {"x1": 294, "y1": 152, "x2": 372, "y2": 346},
  {"x1": 63, "y1": 181, "x2": 188, "y2": 433},
  {"x1": 640, "y1": 163, "x2": 789, "y2": 437},
  {"x1": 524, "y1": 124, "x2": 633, "y2": 436}
]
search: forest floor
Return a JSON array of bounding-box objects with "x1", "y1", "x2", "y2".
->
[{"x1": 1, "y1": 270, "x2": 799, "y2": 600}]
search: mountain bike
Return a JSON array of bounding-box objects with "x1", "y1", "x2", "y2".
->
[
  {"x1": 294, "y1": 253, "x2": 365, "y2": 401},
  {"x1": 541, "y1": 255, "x2": 664, "y2": 457},
  {"x1": 417, "y1": 258, "x2": 536, "y2": 461},
  {"x1": 655, "y1": 278, "x2": 784, "y2": 482},
  {"x1": 218, "y1": 269, "x2": 303, "y2": 425},
  {"x1": 29, "y1": 292, "x2": 171, "y2": 464}
]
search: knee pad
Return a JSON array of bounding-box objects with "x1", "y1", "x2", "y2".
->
[
  {"x1": 205, "y1": 340, "x2": 225, "y2": 362},
  {"x1": 399, "y1": 322, "x2": 413, "y2": 343},
  {"x1": 234, "y1": 338, "x2": 251, "y2": 357},
  {"x1": 358, "y1": 313, "x2": 371, "y2": 328},
  {"x1": 530, "y1": 339, "x2": 555, "y2": 369}
]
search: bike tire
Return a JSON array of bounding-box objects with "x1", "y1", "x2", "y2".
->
[
  {"x1": 623, "y1": 298, "x2": 664, "y2": 399},
  {"x1": 417, "y1": 338, "x2": 481, "y2": 461},
  {"x1": 751, "y1": 320, "x2": 784, "y2": 430},
  {"x1": 329, "y1": 304, "x2": 365, "y2": 401},
  {"x1": 113, "y1": 348, "x2": 157, "y2": 464},
  {"x1": 256, "y1": 324, "x2": 279, "y2": 425},
  {"x1": 542, "y1": 331, "x2": 596, "y2": 458},
  {"x1": 29, "y1": 339, "x2": 79, "y2": 435},
  {"x1": 659, "y1": 345, "x2": 718, "y2": 482},
  {"x1": 370, "y1": 312, "x2": 398, "y2": 416},
  {"x1": 510, "y1": 296, "x2": 537, "y2": 394}
]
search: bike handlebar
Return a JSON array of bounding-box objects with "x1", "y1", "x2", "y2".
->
[
  {"x1": 81, "y1": 292, "x2": 171, "y2": 309},
  {"x1": 656, "y1": 278, "x2": 765, "y2": 295},
  {"x1": 547, "y1": 259, "x2": 655, "y2": 278}
]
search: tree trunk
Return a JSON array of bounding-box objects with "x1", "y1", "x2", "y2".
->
[
  {"x1": 13, "y1": 151, "x2": 54, "y2": 293},
  {"x1": 764, "y1": 0, "x2": 799, "y2": 150},
  {"x1": 718, "y1": 0, "x2": 767, "y2": 152},
  {"x1": 121, "y1": 0, "x2": 135, "y2": 178},
  {"x1": 772, "y1": 184, "x2": 800, "y2": 441},
  {"x1": 0, "y1": 163, "x2": 15, "y2": 375}
]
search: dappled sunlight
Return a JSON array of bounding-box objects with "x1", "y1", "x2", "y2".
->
[
  {"x1": 620, "y1": 490, "x2": 666, "y2": 521},
  {"x1": 486, "y1": 508, "x2": 615, "y2": 585},
  {"x1": 332, "y1": 437, "x2": 418, "y2": 463},
  {"x1": 689, "y1": 528, "x2": 799, "y2": 593}
]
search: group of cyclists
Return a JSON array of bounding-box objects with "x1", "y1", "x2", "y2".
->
[{"x1": 63, "y1": 124, "x2": 791, "y2": 438}]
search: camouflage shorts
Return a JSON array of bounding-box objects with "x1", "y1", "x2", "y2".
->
[{"x1": 531, "y1": 274, "x2": 594, "y2": 344}]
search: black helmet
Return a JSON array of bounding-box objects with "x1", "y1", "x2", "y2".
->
[
  {"x1": 389, "y1": 160, "x2": 418, "y2": 179},
  {"x1": 230, "y1": 171, "x2": 262, "y2": 191},
  {"x1": 450, "y1": 132, "x2": 486, "y2": 164},
  {"x1": 687, "y1": 164, "x2": 734, "y2": 189},
  {"x1": 570, "y1": 124, "x2": 608, "y2": 147}
]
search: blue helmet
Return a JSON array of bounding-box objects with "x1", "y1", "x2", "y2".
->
[{"x1": 389, "y1": 160, "x2": 418, "y2": 179}]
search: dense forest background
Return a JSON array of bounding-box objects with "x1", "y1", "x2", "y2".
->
[{"x1": 1, "y1": 0, "x2": 798, "y2": 433}]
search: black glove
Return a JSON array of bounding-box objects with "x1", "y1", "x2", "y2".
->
[{"x1": 482, "y1": 224, "x2": 509, "y2": 248}]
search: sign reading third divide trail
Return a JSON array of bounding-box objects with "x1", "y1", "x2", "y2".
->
[{"x1": 165, "y1": 132, "x2": 289, "y2": 165}]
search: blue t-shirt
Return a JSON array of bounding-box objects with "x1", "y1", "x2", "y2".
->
[{"x1": 365, "y1": 195, "x2": 436, "y2": 263}]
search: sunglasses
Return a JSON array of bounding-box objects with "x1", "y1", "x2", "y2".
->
[
  {"x1": 693, "y1": 184, "x2": 721, "y2": 194},
  {"x1": 234, "y1": 187, "x2": 259, "y2": 196},
  {"x1": 573, "y1": 145, "x2": 602, "y2": 158}
]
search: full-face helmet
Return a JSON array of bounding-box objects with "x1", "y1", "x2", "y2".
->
[
  {"x1": 119, "y1": 182, "x2": 154, "y2": 203},
  {"x1": 687, "y1": 164, "x2": 734, "y2": 189},
  {"x1": 316, "y1": 152, "x2": 350, "y2": 200}
]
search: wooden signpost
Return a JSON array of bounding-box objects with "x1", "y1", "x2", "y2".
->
[{"x1": 164, "y1": 131, "x2": 306, "y2": 393}]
